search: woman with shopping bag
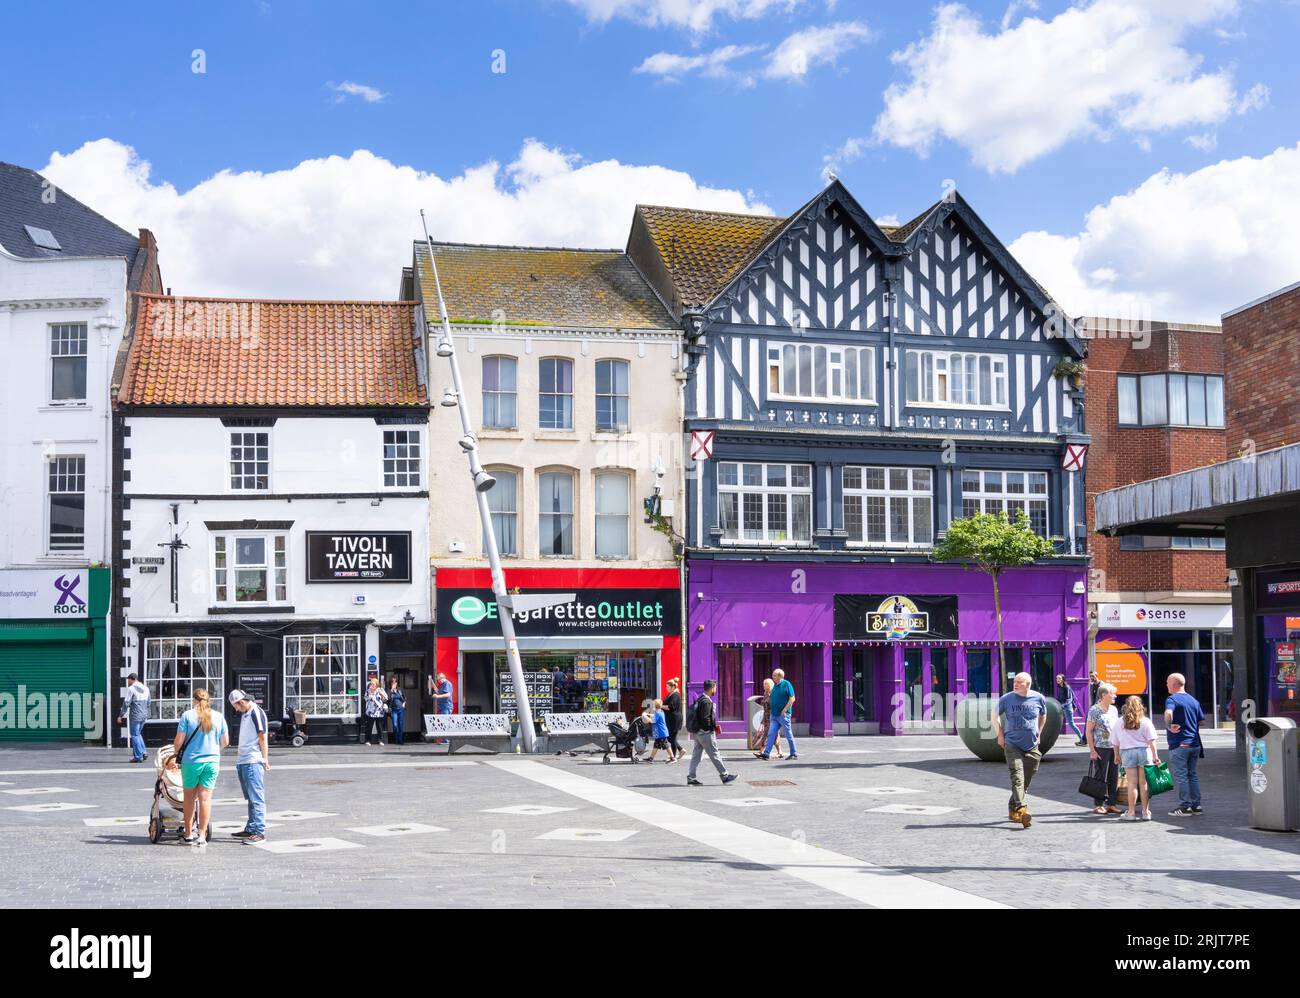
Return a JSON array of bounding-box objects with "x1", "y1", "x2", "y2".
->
[
  {"x1": 1112, "y1": 696, "x2": 1162, "y2": 821},
  {"x1": 1081, "y1": 682, "x2": 1120, "y2": 814}
]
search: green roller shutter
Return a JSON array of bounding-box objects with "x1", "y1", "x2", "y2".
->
[{"x1": 0, "y1": 622, "x2": 97, "y2": 741}]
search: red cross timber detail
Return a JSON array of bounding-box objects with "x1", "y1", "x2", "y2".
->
[
  {"x1": 690, "y1": 430, "x2": 715, "y2": 462},
  {"x1": 1062, "y1": 443, "x2": 1088, "y2": 472}
]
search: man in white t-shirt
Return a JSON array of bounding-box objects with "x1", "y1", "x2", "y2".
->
[{"x1": 228, "y1": 690, "x2": 270, "y2": 844}]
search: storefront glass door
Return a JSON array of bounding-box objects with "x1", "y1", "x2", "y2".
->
[
  {"x1": 967, "y1": 649, "x2": 993, "y2": 697},
  {"x1": 832, "y1": 648, "x2": 879, "y2": 733}
]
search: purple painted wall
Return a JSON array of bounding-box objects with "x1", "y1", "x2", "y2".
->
[{"x1": 687, "y1": 559, "x2": 1089, "y2": 737}]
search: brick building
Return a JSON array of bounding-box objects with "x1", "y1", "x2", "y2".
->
[
  {"x1": 1082, "y1": 317, "x2": 1233, "y2": 724},
  {"x1": 1096, "y1": 281, "x2": 1300, "y2": 736}
]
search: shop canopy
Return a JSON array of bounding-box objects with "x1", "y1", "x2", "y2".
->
[{"x1": 1095, "y1": 442, "x2": 1300, "y2": 539}]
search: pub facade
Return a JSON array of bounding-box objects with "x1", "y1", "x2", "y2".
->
[{"x1": 112, "y1": 294, "x2": 432, "y2": 742}]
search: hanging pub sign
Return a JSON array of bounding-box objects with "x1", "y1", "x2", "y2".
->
[
  {"x1": 834, "y1": 594, "x2": 959, "y2": 641},
  {"x1": 305, "y1": 531, "x2": 412, "y2": 583},
  {"x1": 438, "y1": 588, "x2": 681, "y2": 637}
]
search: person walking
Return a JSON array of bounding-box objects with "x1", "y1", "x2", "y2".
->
[
  {"x1": 1113, "y1": 695, "x2": 1161, "y2": 821},
  {"x1": 642, "y1": 699, "x2": 676, "y2": 763},
  {"x1": 1085, "y1": 682, "x2": 1121, "y2": 815},
  {"x1": 685, "y1": 680, "x2": 738, "y2": 787},
  {"x1": 757, "y1": 668, "x2": 798, "y2": 761},
  {"x1": 228, "y1": 690, "x2": 270, "y2": 845},
  {"x1": 362, "y1": 677, "x2": 388, "y2": 746},
  {"x1": 1057, "y1": 674, "x2": 1087, "y2": 746},
  {"x1": 387, "y1": 676, "x2": 407, "y2": 747},
  {"x1": 123, "y1": 674, "x2": 151, "y2": 763},
  {"x1": 1088, "y1": 670, "x2": 1100, "y2": 706},
  {"x1": 1164, "y1": 673, "x2": 1205, "y2": 816},
  {"x1": 993, "y1": 672, "x2": 1047, "y2": 828},
  {"x1": 663, "y1": 678, "x2": 685, "y2": 760},
  {"x1": 171, "y1": 688, "x2": 229, "y2": 847}
]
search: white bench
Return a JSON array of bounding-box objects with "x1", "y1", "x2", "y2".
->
[
  {"x1": 422, "y1": 714, "x2": 516, "y2": 754},
  {"x1": 540, "y1": 712, "x2": 629, "y2": 755}
]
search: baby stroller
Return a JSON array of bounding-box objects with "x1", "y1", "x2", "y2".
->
[
  {"x1": 602, "y1": 715, "x2": 647, "y2": 764},
  {"x1": 147, "y1": 745, "x2": 211, "y2": 844}
]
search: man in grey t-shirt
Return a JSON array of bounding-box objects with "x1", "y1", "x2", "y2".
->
[
  {"x1": 993, "y1": 672, "x2": 1047, "y2": 828},
  {"x1": 229, "y1": 690, "x2": 270, "y2": 844}
]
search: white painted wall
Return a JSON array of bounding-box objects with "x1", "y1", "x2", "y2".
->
[
  {"x1": 427, "y1": 329, "x2": 685, "y2": 569},
  {"x1": 0, "y1": 250, "x2": 128, "y2": 569}
]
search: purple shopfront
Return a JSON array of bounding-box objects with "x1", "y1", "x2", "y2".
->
[{"x1": 687, "y1": 559, "x2": 1089, "y2": 738}]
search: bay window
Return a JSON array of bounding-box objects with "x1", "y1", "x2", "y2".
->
[
  {"x1": 1117, "y1": 373, "x2": 1225, "y2": 428},
  {"x1": 718, "y1": 462, "x2": 812, "y2": 545},
  {"x1": 766, "y1": 343, "x2": 875, "y2": 403},
  {"x1": 905, "y1": 350, "x2": 1007, "y2": 408}
]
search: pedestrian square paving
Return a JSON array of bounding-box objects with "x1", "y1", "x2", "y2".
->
[{"x1": 0, "y1": 729, "x2": 1294, "y2": 909}]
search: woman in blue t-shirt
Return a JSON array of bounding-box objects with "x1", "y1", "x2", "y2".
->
[{"x1": 171, "y1": 688, "x2": 230, "y2": 846}]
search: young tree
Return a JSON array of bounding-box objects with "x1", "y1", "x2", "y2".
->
[{"x1": 933, "y1": 510, "x2": 1057, "y2": 686}]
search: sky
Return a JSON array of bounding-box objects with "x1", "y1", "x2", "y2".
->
[{"x1": 4, "y1": 0, "x2": 1298, "y2": 323}]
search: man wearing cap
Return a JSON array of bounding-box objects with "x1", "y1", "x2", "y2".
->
[
  {"x1": 228, "y1": 690, "x2": 270, "y2": 844},
  {"x1": 123, "y1": 674, "x2": 151, "y2": 763}
]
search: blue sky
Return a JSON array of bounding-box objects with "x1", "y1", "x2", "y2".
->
[{"x1": 5, "y1": 0, "x2": 1298, "y2": 320}]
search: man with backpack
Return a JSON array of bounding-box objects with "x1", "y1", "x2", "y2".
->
[{"x1": 685, "y1": 679, "x2": 738, "y2": 787}]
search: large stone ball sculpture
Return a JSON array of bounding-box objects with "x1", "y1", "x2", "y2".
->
[{"x1": 956, "y1": 695, "x2": 1063, "y2": 761}]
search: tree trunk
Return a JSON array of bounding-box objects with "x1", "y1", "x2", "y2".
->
[{"x1": 991, "y1": 569, "x2": 1007, "y2": 695}]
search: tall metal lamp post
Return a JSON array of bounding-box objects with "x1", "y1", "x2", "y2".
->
[{"x1": 420, "y1": 211, "x2": 537, "y2": 752}]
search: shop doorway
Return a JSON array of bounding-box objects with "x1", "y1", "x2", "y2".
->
[
  {"x1": 832, "y1": 647, "x2": 880, "y2": 733},
  {"x1": 900, "y1": 647, "x2": 955, "y2": 730},
  {"x1": 967, "y1": 648, "x2": 993, "y2": 697},
  {"x1": 754, "y1": 648, "x2": 809, "y2": 735},
  {"x1": 384, "y1": 654, "x2": 424, "y2": 736}
]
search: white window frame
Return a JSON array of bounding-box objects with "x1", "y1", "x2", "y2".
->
[
  {"x1": 143, "y1": 637, "x2": 225, "y2": 721},
  {"x1": 905, "y1": 350, "x2": 1008, "y2": 410},
  {"x1": 717, "y1": 462, "x2": 813, "y2": 546},
  {"x1": 283, "y1": 633, "x2": 362, "y2": 718},
  {"x1": 960, "y1": 470, "x2": 1049, "y2": 537},
  {"x1": 539, "y1": 357, "x2": 574, "y2": 431},
  {"x1": 485, "y1": 467, "x2": 519, "y2": 557},
  {"x1": 595, "y1": 359, "x2": 631, "y2": 432},
  {"x1": 381, "y1": 427, "x2": 422, "y2": 489},
  {"x1": 538, "y1": 469, "x2": 576, "y2": 557},
  {"x1": 594, "y1": 471, "x2": 631, "y2": 559},
  {"x1": 49, "y1": 322, "x2": 89, "y2": 405},
  {"x1": 228, "y1": 430, "x2": 271, "y2": 492},
  {"x1": 482, "y1": 355, "x2": 518, "y2": 430},
  {"x1": 842, "y1": 466, "x2": 934, "y2": 549},
  {"x1": 211, "y1": 532, "x2": 289, "y2": 606},
  {"x1": 46, "y1": 454, "x2": 87, "y2": 554},
  {"x1": 766, "y1": 342, "x2": 876, "y2": 404}
]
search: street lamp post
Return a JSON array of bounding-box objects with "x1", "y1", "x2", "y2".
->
[{"x1": 420, "y1": 211, "x2": 537, "y2": 753}]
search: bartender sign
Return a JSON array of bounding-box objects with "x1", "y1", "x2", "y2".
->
[{"x1": 306, "y1": 531, "x2": 412, "y2": 583}]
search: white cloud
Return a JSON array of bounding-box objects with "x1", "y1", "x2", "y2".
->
[
  {"x1": 328, "y1": 81, "x2": 387, "y2": 103},
  {"x1": 1009, "y1": 143, "x2": 1300, "y2": 323},
  {"x1": 763, "y1": 21, "x2": 874, "y2": 79},
  {"x1": 634, "y1": 44, "x2": 765, "y2": 84},
  {"x1": 821, "y1": 135, "x2": 868, "y2": 180},
  {"x1": 38, "y1": 139, "x2": 769, "y2": 300},
  {"x1": 566, "y1": 0, "x2": 799, "y2": 33},
  {"x1": 873, "y1": 0, "x2": 1265, "y2": 173},
  {"x1": 1185, "y1": 132, "x2": 1217, "y2": 152}
]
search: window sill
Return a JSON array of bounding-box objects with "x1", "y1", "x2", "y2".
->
[
  {"x1": 905, "y1": 402, "x2": 1011, "y2": 413},
  {"x1": 591, "y1": 429, "x2": 633, "y2": 440},
  {"x1": 36, "y1": 553, "x2": 88, "y2": 563},
  {"x1": 845, "y1": 543, "x2": 933, "y2": 551},
  {"x1": 478, "y1": 429, "x2": 523, "y2": 440},
  {"x1": 766, "y1": 396, "x2": 878, "y2": 408},
  {"x1": 40, "y1": 403, "x2": 92, "y2": 412},
  {"x1": 719, "y1": 540, "x2": 815, "y2": 548},
  {"x1": 533, "y1": 431, "x2": 580, "y2": 442}
]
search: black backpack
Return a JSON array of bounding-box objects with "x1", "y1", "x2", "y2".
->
[{"x1": 686, "y1": 695, "x2": 710, "y2": 734}]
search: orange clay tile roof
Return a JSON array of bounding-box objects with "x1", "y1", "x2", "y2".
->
[
  {"x1": 634, "y1": 205, "x2": 789, "y2": 309},
  {"x1": 415, "y1": 242, "x2": 674, "y2": 330},
  {"x1": 119, "y1": 295, "x2": 426, "y2": 407}
]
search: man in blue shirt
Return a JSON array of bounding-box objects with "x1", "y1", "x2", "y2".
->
[
  {"x1": 1164, "y1": 673, "x2": 1205, "y2": 816},
  {"x1": 993, "y1": 672, "x2": 1047, "y2": 828},
  {"x1": 757, "y1": 668, "x2": 799, "y2": 761}
]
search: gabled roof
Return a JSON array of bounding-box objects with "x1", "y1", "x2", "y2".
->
[
  {"x1": 414, "y1": 241, "x2": 674, "y2": 330},
  {"x1": 0, "y1": 161, "x2": 140, "y2": 266},
  {"x1": 118, "y1": 295, "x2": 426, "y2": 408},
  {"x1": 631, "y1": 205, "x2": 788, "y2": 311}
]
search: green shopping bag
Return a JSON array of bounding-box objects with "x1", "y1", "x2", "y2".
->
[{"x1": 1144, "y1": 762, "x2": 1175, "y2": 796}]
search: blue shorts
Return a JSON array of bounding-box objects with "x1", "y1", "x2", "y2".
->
[{"x1": 1120, "y1": 747, "x2": 1150, "y2": 771}]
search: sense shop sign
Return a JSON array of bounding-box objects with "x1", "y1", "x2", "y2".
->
[
  {"x1": 438, "y1": 589, "x2": 681, "y2": 637},
  {"x1": 834, "y1": 594, "x2": 959, "y2": 641},
  {"x1": 305, "y1": 531, "x2": 412, "y2": 583}
]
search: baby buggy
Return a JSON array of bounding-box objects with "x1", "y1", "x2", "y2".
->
[
  {"x1": 602, "y1": 715, "x2": 647, "y2": 764},
  {"x1": 147, "y1": 745, "x2": 211, "y2": 844}
]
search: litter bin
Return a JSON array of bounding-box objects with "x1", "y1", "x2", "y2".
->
[
  {"x1": 746, "y1": 696, "x2": 765, "y2": 752},
  {"x1": 1245, "y1": 718, "x2": 1299, "y2": 831}
]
